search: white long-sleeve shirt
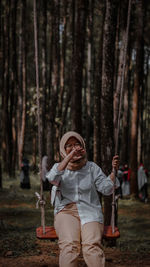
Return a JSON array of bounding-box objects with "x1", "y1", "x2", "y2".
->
[{"x1": 46, "y1": 161, "x2": 119, "y2": 225}]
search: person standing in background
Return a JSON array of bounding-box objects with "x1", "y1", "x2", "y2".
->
[
  {"x1": 122, "y1": 164, "x2": 130, "y2": 197},
  {"x1": 20, "y1": 158, "x2": 30, "y2": 189},
  {"x1": 138, "y1": 163, "x2": 148, "y2": 203}
]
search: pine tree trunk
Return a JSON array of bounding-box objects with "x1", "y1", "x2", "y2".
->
[
  {"x1": 130, "y1": 0, "x2": 144, "y2": 196},
  {"x1": 41, "y1": 0, "x2": 47, "y2": 156},
  {"x1": 0, "y1": 0, "x2": 2, "y2": 178},
  {"x1": 57, "y1": 0, "x2": 68, "y2": 139},
  {"x1": 32, "y1": 130, "x2": 37, "y2": 171},
  {"x1": 101, "y1": 0, "x2": 118, "y2": 226},
  {"x1": 93, "y1": 3, "x2": 104, "y2": 166},
  {"x1": 2, "y1": 1, "x2": 10, "y2": 173},
  {"x1": 17, "y1": 0, "x2": 27, "y2": 169},
  {"x1": 142, "y1": 50, "x2": 150, "y2": 165},
  {"x1": 85, "y1": 0, "x2": 94, "y2": 159},
  {"x1": 0, "y1": 161, "x2": 2, "y2": 188},
  {"x1": 47, "y1": 0, "x2": 60, "y2": 164},
  {"x1": 120, "y1": 50, "x2": 131, "y2": 164},
  {"x1": 113, "y1": 30, "x2": 126, "y2": 140},
  {"x1": 71, "y1": 0, "x2": 88, "y2": 133},
  {"x1": 10, "y1": 0, "x2": 18, "y2": 176},
  {"x1": 101, "y1": 0, "x2": 118, "y2": 173}
]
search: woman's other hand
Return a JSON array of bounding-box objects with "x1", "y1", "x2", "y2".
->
[
  {"x1": 110, "y1": 155, "x2": 119, "y2": 182},
  {"x1": 112, "y1": 155, "x2": 119, "y2": 171}
]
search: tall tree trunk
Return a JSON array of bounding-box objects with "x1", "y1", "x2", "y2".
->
[
  {"x1": 0, "y1": 0, "x2": 4, "y2": 178},
  {"x1": 93, "y1": 3, "x2": 105, "y2": 166},
  {"x1": 46, "y1": 9, "x2": 53, "y2": 161},
  {"x1": 47, "y1": 0, "x2": 60, "y2": 164},
  {"x1": 0, "y1": 0, "x2": 2, "y2": 183},
  {"x1": 57, "y1": 0, "x2": 68, "y2": 139},
  {"x1": 17, "y1": 0, "x2": 27, "y2": 169},
  {"x1": 130, "y1": 0, "x2": 144, "y2": 196},
  {"x1": 71, "y1": 0, "x2": 88, "y2": 134},
  {"x1": 113, "y1": 30, "x2": 126, "y2": 137},
  {"x1": 0, "y1": 160, "x2": 2, "y2": 188},
  {"x1": 85, "y1": 0, "x2": 94, "y2": 159},
  {"x1": 34, "y1": 0, "x2": 45, "y2": 232},
  {"x1": 113, "y1": 1, "x2": 120, "y2": 92},
  {"x1": 6, "y1": 0, "x2": 13, "y2": 176},
  {"x1": 138, "y1": 3, "x2": 148, "y2": 166},
  {"x1": 9, "y1": 0, "x2": 18, "y2": 176},
  {"x1": 142, "y1": 49, "x2": 150, "y2": 165},
  {"x1": 101, "y1": 0, "x2": 118, "y2": 174},
  {"x1": 32, "y1": 128, "x2": 37, "y2": 171},
  {"x1": 2, "y1": 0, "x2": 10, "y2": 173},
  {"x1": 120, "y1": 50, "x2": 131, "y2": 165},
  {"x1": 114, "y1": 0, "x2": 132, "y2": 148},
  {"x1": 101, "y1": 0, "x2": 118, "y2": 226},
  {"x1": 41, "y1": 0, "x2": 47, "y2": 156},
  {"x1": 58, "y1": 0, "x2": 75, "y2": 136}
]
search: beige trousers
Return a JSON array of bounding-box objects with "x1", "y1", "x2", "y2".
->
[{"x1": 54, "y1": 204, "x2": 105, "y2": 267}]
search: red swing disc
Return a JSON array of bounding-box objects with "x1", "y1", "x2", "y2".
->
[
  {"x1": 36, "y1": 226, "x2": 58, "y2": 239},
  {"x1": 103, "y1": 225, "x2": 120, "y2": 239}
]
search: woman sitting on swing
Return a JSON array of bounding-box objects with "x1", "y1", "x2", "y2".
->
[{"x1": 46, "y1": 131, "x2": 119, "y2": 267}]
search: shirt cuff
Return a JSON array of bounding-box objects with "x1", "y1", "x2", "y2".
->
[{"x1": 108, "y1": 175, "x2": 120, "y2": 188}]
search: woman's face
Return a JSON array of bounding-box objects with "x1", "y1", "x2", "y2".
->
[{"x1": 65, "y1": 137, "x2": 82, "y2": 155}]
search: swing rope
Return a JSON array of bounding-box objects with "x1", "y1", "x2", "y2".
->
[
  {"x1": 34, "y1": 0, "x2": 132, "y2": 239},
  {"x1": 111, "y1": 0, "x2": 132, "y2": 235},
  {"x1": 34, "y1": 0, "x2": 46, "y2": 235}
]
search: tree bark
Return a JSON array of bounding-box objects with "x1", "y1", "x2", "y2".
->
[
  {"x1": 101, "y1": 0, "x2": 119, "y2": 226},
  {"x1": 130, "y1": 0, "x2": 144, "y2": 196},
  {"x1": 142, "y1": 49, "x2": 150, "y2": 166},
  {"x1": 32, "y1": 129, "x2": 37, "y2": 171},
  {"x1": 93, "y1": 2, "x2": 105, "y2": 166},
  {"x1": 41, "y1": 0, "x2": 47, "y2": 156},
  {"x1": 0, "y1": 161, "x2": 2, "y2": 188},
  {"x1": 10, "y1": 0, "x2": 18, "y2": 176},
  {"x1": 101, "y1": 0, "x2": 118, "y2": 174},
  {"x1": 47, "y1": 0, "x2": 60, "y2": 164},
  {"x1": 17, "y1": 0, "x2": 27, "y2": 169},
  {"x1": 85, "y1": 0, "x2": 94, "y2": 159},
  {"x1": 120, "y1": 51, "x2": 131, "y2": 165},
  {"x1": 2, "y1": 0, "x2": 10, "y2": 173},
  {"x1": 57, "y1": 0, "x2": 69, "y2": 139},
  {"x1": 71, "y1": 0, "x2": 88, "y2": 134}
]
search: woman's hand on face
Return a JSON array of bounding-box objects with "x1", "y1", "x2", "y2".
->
[
  {"x1": 68, "y1": 147, "x2": 85, "y2": 161},
  {"x1": 58, "y1": 146, "x2": 85, "y2": 171}
]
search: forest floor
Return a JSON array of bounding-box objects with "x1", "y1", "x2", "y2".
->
[{"x1": 0, "y1": 173, "x2": 150, "y2": 267}]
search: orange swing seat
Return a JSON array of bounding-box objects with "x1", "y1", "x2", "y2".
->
[
  {"x1": 103, "y1": 225, "x2": 120, "y2": 239},
  {"x1": 36, "y1": 226, "x2": 58, "y2": 239},
  {"x1": 36, "y1": 225, "x2": 120, "y2": 240}
]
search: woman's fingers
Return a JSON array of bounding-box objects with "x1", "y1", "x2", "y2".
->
[
  {"x1": 112, "y1": 155, "x2": 119, "y2": 169},
  {"x1": 69, "y1": 148, "x2": 85, "y2": 161}
]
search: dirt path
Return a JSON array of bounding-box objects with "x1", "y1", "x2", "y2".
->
[{"x1": 1, "y1": 242, "x2": 150, "y2": 267}]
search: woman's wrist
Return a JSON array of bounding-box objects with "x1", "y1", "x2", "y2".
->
[
  {"x1": 65, "y1": 152, "x2": 73, "y2": 162},
  {"x1": 58, "y1": 155, "x2": 70, "y2": 171}
]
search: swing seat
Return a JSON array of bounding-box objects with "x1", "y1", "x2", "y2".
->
[
  {"x1": 103, "y1": 225, "x2": 120, "y2": 239},
  {"x1": 36, "y1": 226, "x2": 58, "y2": 239}
]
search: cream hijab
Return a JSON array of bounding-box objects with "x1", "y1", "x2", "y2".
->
[{"x1": 59, "y1": 131, "x2": 87, "y2": 171}]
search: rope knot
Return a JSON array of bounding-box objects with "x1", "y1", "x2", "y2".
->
[{"x1": 35, "y1": 192, "x2": 46, "y2": 209}]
